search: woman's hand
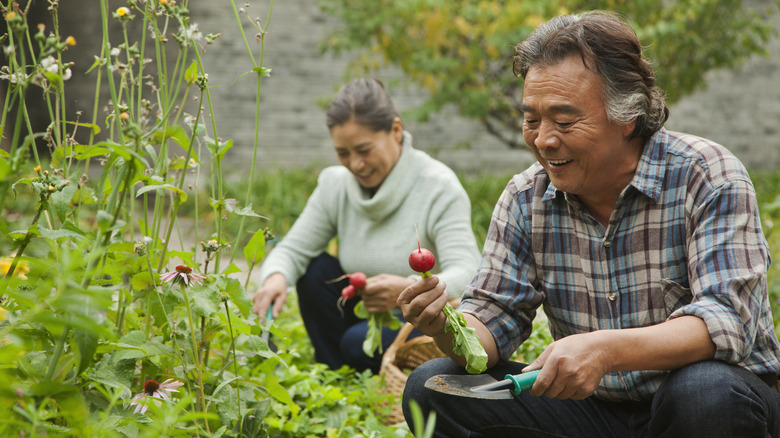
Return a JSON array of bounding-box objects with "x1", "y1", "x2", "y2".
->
[
  {"x1": 396, "y1": 276, "x2": 449, "y2": 337},
  {"x1": 361, "y1": 273, "x2": 415, "y2": 313},
  {"x1": 251, "y1": 273, "x2": 288, "y2": 322}
]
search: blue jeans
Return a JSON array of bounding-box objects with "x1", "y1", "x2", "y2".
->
[
  {"x1": 403, "y1": 357, "x2": 780, "y2": 437},
  {"x1": 296, "y1": 253, "x2": 422, "y2": 373}
]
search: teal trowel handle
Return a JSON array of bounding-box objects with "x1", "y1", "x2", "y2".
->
[{"x1": 504, "y1": 369, "x2": 541, "y2": 395}]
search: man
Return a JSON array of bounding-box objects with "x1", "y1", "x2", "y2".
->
[{"x1": 398, "y1": 11, "x2": 780, "y2": 437}]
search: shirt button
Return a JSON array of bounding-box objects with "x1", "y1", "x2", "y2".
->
[
  {"x1": 608, "y1": 292, "x2": 618, "y2": 301},
  {"x1": 603, "y1": 240, "x2": 612, "y2": 248}
]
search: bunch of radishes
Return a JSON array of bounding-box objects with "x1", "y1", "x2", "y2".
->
[
  {"x1": 339, "y1": 271, "x2": 367, "y2": 301},
  {"x1": 333, "y1": 271, "x2": 401, "y2": 358}
]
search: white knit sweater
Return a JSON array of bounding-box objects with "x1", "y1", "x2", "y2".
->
[{"x1": 258, "y1": 131, "x2": 481, "y2": 299}]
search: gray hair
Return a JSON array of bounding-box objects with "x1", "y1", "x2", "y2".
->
[
  {"x1": 513, "y1": 11, "x2": 668, "y2": 140},
  {"x1": 326, "y1": 78, "x2": 401, "y2": 132}
]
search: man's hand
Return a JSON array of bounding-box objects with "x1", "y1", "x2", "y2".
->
[
  {"x1": 396, "y1": 276, "x2": 450, "y2": 337},
  {"x1": 361, "y1": 273, "x2": 415, "y2": 313},
  {"x1": 523, "y1": 315, "x2": 716, "y2": 400},
  {"x1": 523, "y1": 331, "x2": 610, "y2": 399}
]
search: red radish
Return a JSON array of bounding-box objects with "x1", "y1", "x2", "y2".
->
[
  {"x1": 349, "y1": 272, "x2": 367, "y2": 289},
  {"x1": 409, "y1": 247, "x2": 435, "y2": 277},
  {"x1": 409, "y1": 225, "x2": 435, "y2": 277},
  {"x1": 341, "y1": 284, "x2": 357, "y2": 300}
]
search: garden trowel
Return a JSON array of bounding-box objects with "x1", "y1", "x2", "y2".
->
[{"x1": 424, "y1": 369, "x2": 540, "y2": 400}]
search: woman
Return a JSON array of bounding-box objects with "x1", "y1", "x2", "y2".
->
[{"x1": 251, "y1": 78, "x2": 481, "y2": 373}]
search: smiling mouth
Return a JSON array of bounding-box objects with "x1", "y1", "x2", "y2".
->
[{"x1": 546, "y1": 159, "x2": 572, "y2": 167}]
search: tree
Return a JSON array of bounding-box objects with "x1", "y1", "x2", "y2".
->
[{"x1": 317, "y1": 0, "x2": 779, "y2": 148}]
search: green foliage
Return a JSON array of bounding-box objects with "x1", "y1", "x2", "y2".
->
[
  {"x1": 442, "y1": 304, "x2": 488, "y2": 374},
  {"x1": 0, "y1": 0, "x2": 412, "y2": 436},
  {"x1": 354, "y1": 301, "x2": 403, "y2": 358},
  {"x1": 318, "y1": 0, "x2": 780, "y2": 148}
]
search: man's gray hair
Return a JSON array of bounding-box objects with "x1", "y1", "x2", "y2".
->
[{"x1": 513, "y1": 11, "x2": 668, "y2": 140}]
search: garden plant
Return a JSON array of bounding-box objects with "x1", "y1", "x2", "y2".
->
[{"x1": 1, "y1": 1, "x2": 778, "y2": 437}]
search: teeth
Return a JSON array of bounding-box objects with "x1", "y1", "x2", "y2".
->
[{"x1": 548, "y1": 160, "x2": 569, "y2": 165}]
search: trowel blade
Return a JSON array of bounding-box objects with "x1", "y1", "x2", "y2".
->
[{"x1": 424, "y1": 374, "x2": 515, "y2": 400}]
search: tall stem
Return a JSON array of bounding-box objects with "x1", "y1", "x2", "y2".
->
[{"x1": 180, "y1": 284, "x2": 209, "y2": 432}]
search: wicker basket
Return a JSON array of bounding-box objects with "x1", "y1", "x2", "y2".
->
[{"x1": 379, "y1": 322, "x2": 447, "y2": 425}]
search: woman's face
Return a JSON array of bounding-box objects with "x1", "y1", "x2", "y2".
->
[{"x1": 331, "y1": 117, "x2": 403, "y2": 190}]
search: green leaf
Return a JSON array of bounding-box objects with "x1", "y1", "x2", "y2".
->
[
  {"x1": 443, "y1": 304, "x2": 488, "y2": 374},
  {"x1": 73, "y1": 328, "x2": 98, "y2": 375},
  {"x1": 205, "y1": 137, "x2": 233, "y2": 161},
  {"x1": 258, "y1": 357, "x2": 300, "y2": 416},
  {"x1": 234, "y1": 202, "x2": 267, "y2": 219},
  {"x1": 243, "y1": 228, "x2": 267, "y2": 265},
  {"x1": 51, "y1": 182, "x2": 78, "y2": 223},
  {"x1": 43, "y1": 71, "x2": 63, "y2": 90},
  {"x1": 219, "y1": 275, "x2": 250, "y2": 317},
  {"x1": 0, "y1": 155, "x2": 11, "y2": 181},
  {"x1": 66, "y1": 121, "x2": 101, "y2": 135},
  {"x1": 220, "y1": 263, "x2": 242, "y2": 275},
  {"x1": 191, "y1": 284, "x2": 220, "y2": 317},
  {"x1": 37, "y1": 223, "x2": 86, "y2": 241},
  {"x1": 353, "y1": 302, "x2": 401, "y2": 357},
  {"x1": 131, "y1": 271, "x2": 154, "y2": 290},
  {"x1": 135, "y1": 183, "x2": 188, "y2": 204},
  {"x1": 152, "y1": 123, "x2": 200, "y2": 164},
  {"x1": 184, "y1": 60, "x2": 198, "y2": 83}
]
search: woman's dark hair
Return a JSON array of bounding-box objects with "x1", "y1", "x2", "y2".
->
[
  {"x1": 326, "y1": 78, "x2": 401, "y2": 132},
  {"x1": 513, "y1": 11, "x2": 669, "y2": 140}
]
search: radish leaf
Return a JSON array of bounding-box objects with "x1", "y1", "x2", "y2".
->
[{"x1": 443, "y1": 304, "x2": 488, "y2": 374}]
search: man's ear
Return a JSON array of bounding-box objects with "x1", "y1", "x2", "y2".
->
[{"x1": 623, "y1": 119, "x2": 637, "y2": 138}]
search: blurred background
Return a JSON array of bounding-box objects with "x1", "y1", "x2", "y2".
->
[{"x1": 3, "y1": 0, "x2": 779, "y2": 176}]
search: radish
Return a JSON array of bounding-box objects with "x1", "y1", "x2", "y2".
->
[
  {"x1": 409, "y1": 224, "x2": 435, "y2": 277},
  {"x1": 407, "y1": 226, "x2": 488, "y2": 374},
  {"x1": 332, "y1": 270, "x2": 401, "y2": 358},
  {"x1": 349, "y1": 272, "x2": 367, "y2": 289},
  {"x1": 409, "y1": 247, "x2": 435, "y2": 277},
  {"x1": 341, "y1": 284, "x2": 357, "y2": 300}
]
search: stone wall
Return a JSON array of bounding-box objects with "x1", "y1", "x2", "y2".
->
[
  {"x1": 192, "y1": 0, "x2": 780, "y2": 175},
  {"x1": 5, "y1": 1, "x2": 779, "y2": 176}
]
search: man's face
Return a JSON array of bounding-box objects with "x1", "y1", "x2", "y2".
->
[{"x1": 521, "y1": 55, "x2": 638, "y2": 198}]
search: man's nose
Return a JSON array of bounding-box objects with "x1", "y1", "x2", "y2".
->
[{"x1": 535, "y1": 120, "x2": 559, "y2": 149}]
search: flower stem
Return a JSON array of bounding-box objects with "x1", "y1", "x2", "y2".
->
[
  {"x1": 223, "y1": 300, "x2": 243, "y2": 428},
  {"x1": 180, "y1": 284, "x2": 209, "y2": 432},
  {"x1": 5, "y1": 195, "x2": 46, "y2": 279}
]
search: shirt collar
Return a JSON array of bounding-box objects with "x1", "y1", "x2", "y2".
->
[{"x1": 629, "y1": 128, "x2": 668, "y2": 203}]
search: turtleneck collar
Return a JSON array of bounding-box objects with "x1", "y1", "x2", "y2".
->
[{"x1": 345, "y1": 130, "x2": 418, "y2": 221}]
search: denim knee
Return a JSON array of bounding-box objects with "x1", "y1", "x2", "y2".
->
[{"x1": 650, "y1": 361, "x2": 779, "y2": 437}]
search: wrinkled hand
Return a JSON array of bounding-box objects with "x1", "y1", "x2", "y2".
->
[
  {"x1": 524, "y1": 332, "x2": 610, "y2": 400},
  {"x1": 361, "y1": 273, "x2": 415, "y2": 313},
  {"x1": 396, "y1": 276, "x2": 449, "y2": 337},
  {"x1": 251, "y1": 273, "x2": 287, "y2": 323}
]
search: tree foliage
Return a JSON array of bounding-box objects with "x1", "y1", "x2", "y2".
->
[{"x1": 318, "y1": 0, "x2": 780, "y2": 148}]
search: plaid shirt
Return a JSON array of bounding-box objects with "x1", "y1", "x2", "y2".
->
[{"x1": 460, "y1": 128, "x2": 780, "y2": 402}]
